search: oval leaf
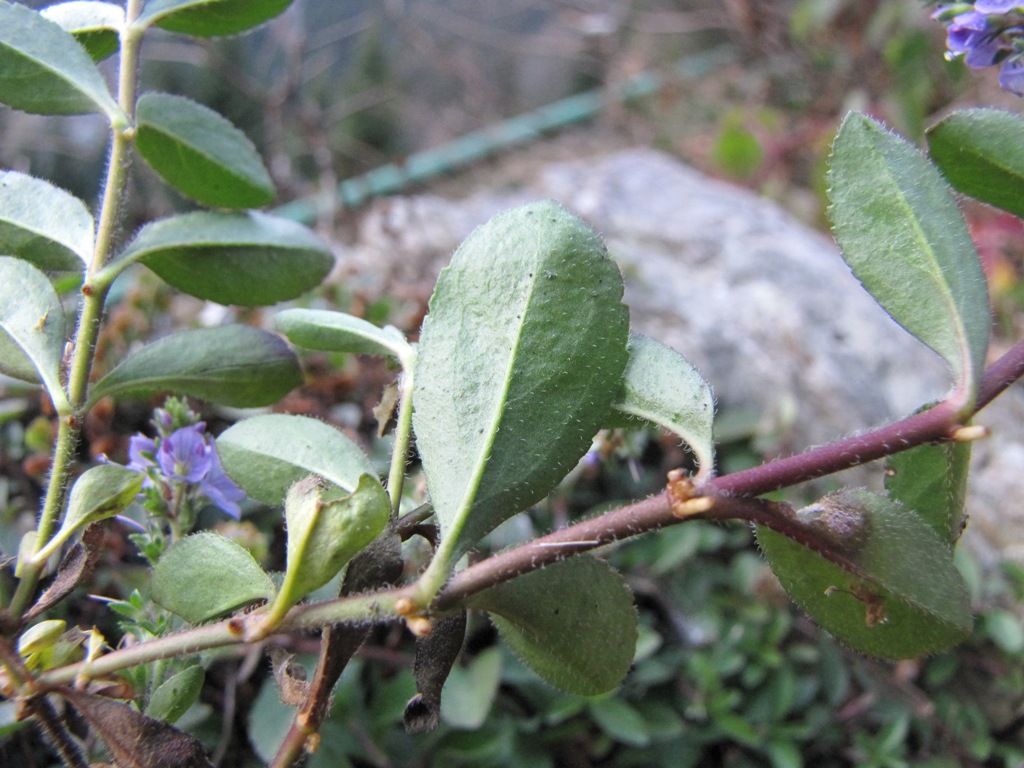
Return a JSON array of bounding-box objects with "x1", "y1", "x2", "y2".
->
[
  {"x1": 113, "y1": 211, "x2": 332, "y2": 306},
  {"x1": 87, "y1": 325, "x2": 302, "y2": 408},
  {"x1": 145, "y1": 666, "x2": 205, "y2": 725},
  {"x1": 275, "y1": 308, "x2": 413, "y2": 364},
  {"x1": 0, "y1": 1, "x2": 123, "y2": 122},
  {"x1": 217, "y1": 413, "x2": 377, "y2": 505},
  {"x1": 757, "y1": 489, "x2": 972, "y2": 659},
  {"x1": 927, "y1": 108, "x2": 1024, "y2": 220},
  {"x1": 0, "y1": 258, "x2": 69, "y2": 410},
  {"x1": 64, "y1": 464, "x2": 144, "y2": 534},
  {"x1": 467, "y1": 556, "x2": 638, "y2": 696},
  {"x1": 413, "y1": 201, "x2": 629, "y2": 560},
  {"x1": 885, "y1": 440, "x2": 970, "y2": 545},
  {"x1": 0, "y1": 171, "x2": 94, "y2": 271},
  {"x1": 136, "y1": 92, "x2": 274, "y2": 209},
  {"x1": 613, "y1": 332, "x2": 715, "y2": 474},
  {"x1": 40, "y1": 1, "x2": 123, "y2": 62},
  {"x1": 151, "y1": 531, "x2": 276, "y2": 623},
  {"x1": 828, "y1": 113, "x2": 990, "y2": 403},
  {"x1": 138, "y1": 0, "x2": 294, "y2": 37}
]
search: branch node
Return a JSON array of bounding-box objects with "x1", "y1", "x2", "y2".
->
[
  {"x1": 406, "y1": 617, "x2": 432, "y2": 637},
  {"x1": 666, "y1": 469, "x2": 714, "y2": 518},
  {"x1": 950, "y1": 424, "x2": 990, "y2": 443}
]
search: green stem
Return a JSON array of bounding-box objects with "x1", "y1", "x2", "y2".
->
[{"x1": 385, "y1": 360, "x2": 416, "y2": 517}]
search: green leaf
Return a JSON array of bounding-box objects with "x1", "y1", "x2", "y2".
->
[
  {"x1": 439, "y1": 647, "x2": 501, "y2": 730},
  {"x1": 0, "y1": 170, "x2": 94, "y2": 271},
  {"x1": 885, "y1": 440, "x2": 970, "y2": 545},
  {"x1": 757, "y1": 489, "x2": 973, "y2": 659},
  {"x1": 265, "y1": 474, "x2": 390, "y2": 625},
  {"x1": 413, "y1": 201, "x2": 629, "y2": 561},
  {"x1": 112, "y1": 211, "x2": 332, "y2": 305},
  {"x1": 275, "y1": 308, "x2": 413, "y2": 364},
  {"x1": 0, "y1": 258, "x2": 70, "y2": 412},
  {"x1": 589, "y1": 697, "x2": 651, "y2": 747},
  {"x1": 136, "y1": 92, "x2": 274, "y2": 209},
  {"x1": 927, "y1": 108, "x2": 1024, "y2": 220},
  {"x1": 0, "y1": 1, "x2": 124, "y2": 123},
  {"x1": 613, "y1": 332, "x2": 715, "y2": 474},
  {"x1": 145, "y1": 666, "x2": 205, "y2": 725},
  {"x1": 467, "y1": 556, "x2": 638, "y2": 696},
  {"x1": 828, "y1": 112, "x2": 990, "y2": 403},
  {"x1": 63, "y1": 464, "x2": 143, "y2": 535},
  {"x1": 87, "y1": 325, "x2": 301, "y2": 408},
  {"x1": 151, "y1": 531, "x2": 276, "y2": 623},
  {"x1": 217, "y1": 413, "x2": 377, "y2": 505},
  {"x1": 40, "y1": 1, "x2": 123, "y2": 62},
  {"x1": 138, "y1": 0, "x2": 294, "y2": 37}
]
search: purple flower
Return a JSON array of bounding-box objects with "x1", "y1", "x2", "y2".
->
[
  {"x1": 947, "y1": 11, "x2": 1003, "y2": 67},
  {"x1": 999, "y1": 55, "x2": 1024, "y2": 93},
  {"x1": 976, "y1": 1, "x2": 1023, "y2": 13}
]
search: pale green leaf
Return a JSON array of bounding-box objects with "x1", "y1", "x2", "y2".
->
[
  {"x1": 112, "y1": 211, "x2": 332, "y2": 305},
  {"x1": 828, "y1": 112, "x2": 990, "y2": 403},
  {"x1": 138, "y1": 0, "x2": 294, "y2": 37},
  {"x1": 440, "y1": 647, "x2": 502, "y2": 730},
  {"x1": 757, "y1": 489, "x2": 972, "y2": 659},
  {"x1": 217, "y1": 413, "x2": 377, "y2": 505},
  {"x1": 275, "y1": 308, "x2": 413, "y2": 364},
  {"x1": 927, "y1": 108, "x2": 1024, "y2": 220},
  {"x1": 467, "y1": 556, "x2": 637, "y2": 696},
  {"x1": 613, "y1": 332, "x2": 715, "y2": 473},
  {"x1": 40, "y1": 1, "x2": 123, "y2": 62},
  {"x1": 0, "y1": 258, "x2": 69, "y2": 411},
  {"x1": 136, "y1": 92, "x2": 274, "y2": 209},
  {"x1": 413, "y1": 201, "x2": 629, "y2": 561},
  {"x1": 64, "y1": 464, "x2": 143, "y2": 534},
  {"x1": 0, "y1": 170, "x2": 94, "y2": 271},
  {"x1": 87, "y1": 325, "x2": 302, "y2": 408},
  {"x1": 145, "y1": 666, "x2": 204, "y2": 725},
  {"x1": 151, "y1": 531, "x2": 276, "y2": 623},
  {"x1": 885, "y1": 440, "x2": 970, "y2": 545},
  {"x1": 0, "y1": 1, "x2": 124, "y2": 123}
]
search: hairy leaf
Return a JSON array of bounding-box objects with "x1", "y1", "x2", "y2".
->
[
  {"x1": 828, "y1": 113, "x2": 990, "y2": 403},
  {"x1": 136, "y1": 92, "x2": 274, "y2": 208},
  {"x1": 62, "y1": 464, "x2": 143, "y2": 536},
  {"x1": 0, "y1": 1, "x2": 123, "y2": 122},
  {"x1": 151, "y1": 532, "x2": 276, "y2": 623},
  {"x1": 114, "y1": 211, "x2": 332, "y2": 306},
  {"x1": 757, "y1": 489, "x2": 972, "y2": 658},
  {"x1": 885, "y1": 440, "x2": 970, "y2": 545},
  {"x1": 0, "y1": 258, "x2": 70, "y2": 412},
  {"x1": 0, "y1": 171, "x2": 94, "y2": 271},
  {"x1": 87, "y1": 325, "x2": 301, "y2": 408},
  {"x1": 613, "y1": 332, "x2": 715, "y2": 473},
  {"x1": 927, "y1": 108, "x2": 1024, "y2": 220},
  {"x1": 413, "y1": 201, "x2": 629, "y2": 561},
  {"x1": 146, "y1": 666, "x2": 205, "y2": 725},
  {"x1": 138, "y1": 0, "x2": 294, "y2": 37},
  {"x1": 40, "y1": 1, "x2": 123, "y2": 61},
  {"x1": 405, "y1": 611, "x2": 468, "y2": 733},
  {"x1": 275, "y1": 308, "x2": 413, "y2": 363},
  {"x1": 467, "y1": 556, "x2": 637, "y2": 695},
  {"x1": 217, "y1": 414, "x2": 377, "y2": 505}
]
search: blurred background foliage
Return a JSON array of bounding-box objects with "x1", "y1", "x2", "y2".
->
[{"x1": 3, "y1": 1, "x2": 1024, "y2": 766}]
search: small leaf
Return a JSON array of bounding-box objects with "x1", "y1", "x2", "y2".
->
[
  {"x1": 828, "y1": 113, "x2": 990, "y2": 404},
  {"x1": 0, "y1": 1, "x2": 124, "y2": 123},
  {"x1": 151, "y1": 531, "x2": 276, "y2": 623},
  {"x1": 261, "y1": 474, "x2": 390, "y2": 629},
  {"x1": 413, "y1": 201, "x2": 629, "y2": 562},
  {"x1": 927, "y1": 108, "x2": 1024, "y2": 220},
  {"x1": 113, "y1": 211, "x2": 332, "y2": 306},
  {"x1": 0, "y1": 170, "x2": 94, "y2": 271},
  {"x1": 467, "y1": 556, "x2": 637, "y2": 696},
  {"x1": 757, "y1": 489, "x2": 972, "y2": 659},
  {"x1": 87, "y1": 325, "x2": 302, "y2": 408},
  {"x1": 146, "y1": 666, "x2": 205, "y2": 725},
  {"x1": 138, "y1": 0, "x2": 294, "y2": 37},
  {"x1": 217, "y1": 413, "x2": 377, "y2": 505},
  {"x1": 136, "y1": 92, "x2": 274, "y2": 209},
  {"x1": 275, "y1": 308, "x2": 413, "y2": 363},
  {"x1": 0, "y1": 258, "x2": 70, "y2": 412},
  {"x1": 40, "y1": 1, "x2": 123, "y2": 62},
  {"x1": 62, "y1": 687, "x2": 213, "y2": 768},
  {"x1": 439, "y1": 645, "x2": 501, "y2": 731},
  {"x1": 613, "y1": 332, "x2": 715, "y2": 474},
  {"x1": 64, "y1": 464, "x2": 144, "y2": 534},
  {"x1": 405, "y1": 611, "x2": 468, "y2": 734},
  {"x1": 885, "y1": 440, "x2": 970, "y2": 544},
  {"x1": 26, "y1": 524, "x2": 105, "y2": 621}
]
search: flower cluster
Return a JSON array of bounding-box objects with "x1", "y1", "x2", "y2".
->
[
  {"x1": 933, "y1": 2, "x2": 1024, "y2": 95},
  {"x1": 124, "y1": 400, "x2": 244, "y2": 524}
]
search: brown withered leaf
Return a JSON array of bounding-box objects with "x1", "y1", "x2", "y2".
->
[
  {"x1": 26, "y1": 524, "x2": 106, "y2": 622},
  {"x1": 404, "y1": 611, "x2": 467, "y2": 734},
  {"x1": 60, "y1": 687, "x2": 212, "y2": 768}
]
